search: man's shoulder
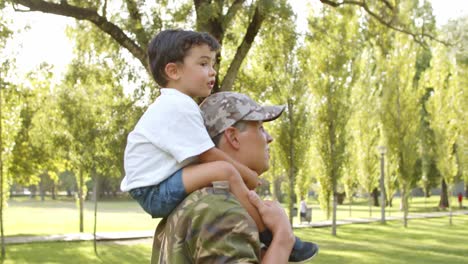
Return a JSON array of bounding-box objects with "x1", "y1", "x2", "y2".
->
[
  {"x1": 168, "y1": 187, "x2": 252, "y2": 225},
  {"x1": 153, "y1": 187, "x2": 261, "y2": 263}
]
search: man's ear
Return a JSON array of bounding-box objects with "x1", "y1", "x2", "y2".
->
[
  {"x1": 165, "y1": 62, "x2": 181, "y2": 81},
  {"x1": 223, "y1": 127, "x2": 240, "y2": 150}
]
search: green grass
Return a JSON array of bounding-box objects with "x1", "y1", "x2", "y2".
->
[
  {"x1": 3, "y1": 241, "x2": 152, "y2": 264},
  {"x1": 296, "y1": 215, "x2": 468, "y2": 264},
  {"x1": 290, "y1": 195, "x2": 464, "y2": 225},
  {"x1": 5, "y1": 197, "x2": 159, "y2": 236},
  {"x1": 3, "y1": 215, "x2": 467, "y2": 263},
  {"x1": 5, "y1": 195, "x2": 463, "y2": 236}
]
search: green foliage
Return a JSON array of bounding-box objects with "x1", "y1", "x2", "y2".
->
[
  {"x1": 376, "y1": 32, "x2": 422, "y2": 225},
  {"x1": 423, "y1": 43, "x2": 462, "y2": 209},
  {"x1": 348, "y1": 48, "x2": 380, "y2": 206},
  {"x1": 9, "y1": 64, "x2": 58, "y2": 186},
  {"x1": 0, "y1": 16, "x2": 19, "y2": 204},
  {"x1": 303, "y1": 6, "x2": 361, "y2": 220},
  {"x1": 439, "y1": 17, "x2": 468, "y2": 187},
  {"x1": 234, "y1": 2, "x2": 313, "y2": 222},
  {"x1": 2, "y1": 1, "x2": 467, "y2": 233}
]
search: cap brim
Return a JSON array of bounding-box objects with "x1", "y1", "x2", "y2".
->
[{"x1": 243, "y1": 105, "x2": 285, "y2": 122}]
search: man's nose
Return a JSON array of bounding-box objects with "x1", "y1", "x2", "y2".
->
[{"x1": 265, "y1": 130, "x2": 273, "y2": 143}]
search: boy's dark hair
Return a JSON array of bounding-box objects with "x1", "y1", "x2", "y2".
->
[{"x1": 148, "y1": 29, "x2": 220, "y2": 87}]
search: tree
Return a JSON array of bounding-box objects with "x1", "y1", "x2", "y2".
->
[
  {"x1": 423, "y1": 43, "x2": 462, "y2": 224},
  {"x1": 9, "y1": 64, "x2": 63, "y2": 201},
  {"x1": 417, "y1": 87, "x2": 441, "y2": 199},
  {"x1": 54, "y1": 59, "x2": 122, "y2": 232},
  {"x1": 359, "y1": 0, "x2": 437, "y2": 227},
  {"x1": 377, "y1": 34, "x2": 421, "y2": 228},
  {"x1": 7, "y1": 0, "x2": 285, "y2": 93},
  {"x1": 234, "y1": 2, "x2": 313, "y2": 223},
  {"x1": 440, "y1": 16, "x2": 468, "y2": 199},
  {"x1": 303, "y1": 5, "x2": 361, "y2": 235},
  {"x1": 0, "y1": 12, "x2": 18, "y2": 258},
  {"x1": 348, "y1": 48, "x2": 380, "y2": 218}
]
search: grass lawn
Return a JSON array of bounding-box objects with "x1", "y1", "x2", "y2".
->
[
  {"x1": 290, "y1": 195, "x2": 462, "y2": 225},
  {"x1": 298, "y1": 215, "x2": 468, "y2": 264},
  {"x1": 3, "y1": 215, "x2": 467, "y2": 263},
  {"x1": 5, "y1": 195, "x2": 464, "y2": 236},
  {"x1": 5, "y1": 197, "x2": 159, "y2": 236}
]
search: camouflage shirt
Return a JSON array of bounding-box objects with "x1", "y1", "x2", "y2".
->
[{"x1": 151, "y1": 187, "x2": 261, "y2": 264}]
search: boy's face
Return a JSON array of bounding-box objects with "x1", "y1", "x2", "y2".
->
[{"x1": 176, "y1": 44, "x2": 217, "y2": 98}]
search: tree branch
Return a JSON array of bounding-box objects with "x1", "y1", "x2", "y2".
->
[
  {"x1": 10, "y1": 0, "x2": 149, "y2": 73},
  {"x1": 223, "y1": 0, "x2": 245, "y2": 31},
  {"x1": 220, "y1": 4, "x2": 265, "y2": 91},
  {"x1": 320, "y1": 0, "x2": 452, "y2": 46},
  {"x1": 124, "y1": 0, "x2": 150, "y2": 48}
]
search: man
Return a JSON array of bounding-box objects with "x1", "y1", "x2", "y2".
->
[{"x1": 152, "y1": 92, "x2": 318, "y2": 263}]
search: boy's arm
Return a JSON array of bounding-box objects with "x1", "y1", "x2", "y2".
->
[{"x1": 198, "y1": 147, "x2": 259, "y2": 190}]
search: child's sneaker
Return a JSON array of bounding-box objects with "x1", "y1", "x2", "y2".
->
[
  {"x1": 259, "y1": 229, "x2": 319, "y2": 263},
  {"x1": 288, "y1": 238, "x2": 319, "y2": 263}
]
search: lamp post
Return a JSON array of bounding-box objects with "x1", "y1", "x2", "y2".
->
[{"x1": 378, "y1": 146, "x2": 387, "y2": 224}]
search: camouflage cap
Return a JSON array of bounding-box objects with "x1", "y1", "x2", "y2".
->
[{"x1": 200, "y1": 92, "x2": 285, "y2": 138}]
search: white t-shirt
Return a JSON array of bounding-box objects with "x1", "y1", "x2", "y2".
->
[{"x1": 120, "y1": 89, "x2": 214, "y2": 192}]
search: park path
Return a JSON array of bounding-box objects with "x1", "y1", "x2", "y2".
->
[{"x1": 6, "y1": 210, "x2": 468, "y2": 245}]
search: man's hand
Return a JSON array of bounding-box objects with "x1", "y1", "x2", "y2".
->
[
  {"x1": 248, "y1": 191, "x2": 294, "y2": 263},
  {"x1": 247, "y1": 191, "x2": 293, "y2": 237}
]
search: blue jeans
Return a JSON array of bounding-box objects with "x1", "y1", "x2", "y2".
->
[{"x1": 129, "y1": 169, "x2": 187, "y2": 218}]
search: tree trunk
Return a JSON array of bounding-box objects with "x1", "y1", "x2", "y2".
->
[
  {"x1": 402, "y1": 188, "x2": 408, "y2": 228},
  {"x1": 465, "y1": 183, "x2": 467, "y2": 199},
  {"x1": 287, "y1": 100, "x2": 295, "y2": 225},
  {"x1": 39, "y1": 174, "x2": 45, "y2": 202},
  {"x1": 331, "y1": 189, "x2": 337, "y2": 236},
  {"x1": 93, "y1": 172, "x2": 99, "y2": 256},
  {"x1": 79, "y1": 170, "x2": 84, "y2": 233},
  {"x1": 29, "y1": 185, "x2": 37, "y2": 198},
  {"x1": 368, "y1": 194, "x2": 373, "y2": 218},
  {"x1": 447, "y1": 184, "x2": 453, "y2": 226},
  {"x1": 372, "y1": 187, "x2": 379, "y2": 206},
  {"x1": 51, "y1": 184, "x2": 56, "y2": 200},
  {"x1": 220, "y1": 4, "x2": 265, "y2": 92},
  {"x1": 424, "y1": 187, "x2": 431, "y2": 198},
  {"x1": 0, "y1": 83, "x2": 5, "y2": 258},
  {"x1": 348, "y1": 196, "x2": 352, "y2": 217},
  {"x1": 439, "y1": 178, "x2": 449, "y2": 208}
]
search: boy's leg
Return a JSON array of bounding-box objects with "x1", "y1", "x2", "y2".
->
[{"x1": 182, "y1": 161, "x2": 266, "y2": 232}]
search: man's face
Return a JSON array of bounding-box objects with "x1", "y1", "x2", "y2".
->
[{"x1": 237, "y1": 121, "x2": 273, "y2": 175}]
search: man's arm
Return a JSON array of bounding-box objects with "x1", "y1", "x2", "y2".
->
[{"x1": 198, "y1": 147, "x2": 259, "y2": 189}]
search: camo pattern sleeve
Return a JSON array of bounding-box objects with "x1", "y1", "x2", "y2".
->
[{"x1": 152, "y1": 187, "x2": 261, "y2": 264}]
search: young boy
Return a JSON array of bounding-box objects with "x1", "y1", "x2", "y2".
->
[{"x1": 121, "y1": 29, "x2": 317, "y2": 262}]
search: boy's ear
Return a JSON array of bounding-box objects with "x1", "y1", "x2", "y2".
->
[
  {"x1": 165, "y1": 62, "x2": 181, "y2": 81},
  {"x1": 223, "y1": 127, "x2": 240, "y2": 150}
]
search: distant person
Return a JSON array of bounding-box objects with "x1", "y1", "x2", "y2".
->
[
  {"x1": 300, "y1": 197, "x2": 308, "y2": 221},
  {"x1": 458, "y1": 192, "x2": 463, "y2": 208},
  {"x1": 152, "y1": 92, "x2": 319, "y2": 263},
  {"x1": 120, "y1": 29, "x2": 317, "y2": 262}
]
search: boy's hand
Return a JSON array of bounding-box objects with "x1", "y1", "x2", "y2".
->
[{"x1": 244, "y1": 169, "x2": 259, "y2": 190}]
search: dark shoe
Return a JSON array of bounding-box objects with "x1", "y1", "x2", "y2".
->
[{"x1": 288, "y1": 238, "x2": 319, "y2": 263}]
